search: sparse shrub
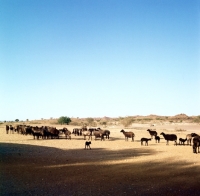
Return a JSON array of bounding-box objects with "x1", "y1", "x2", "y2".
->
[
  {"x1": 90, "y1": 122, "x2": 97, "y2": 127},
  {"x1": 193, "y1": 116, "x2": 200, "y2": 123},
  {"x1": 143, "y1": 118, "x2": 151, "y2": 121},
  {"x1": 121, "y1": 117, "x2": 134, "y2": 127},
  {"x1": 100, "y1": 121, "x2": 107, "y2": 126},
  {"x1": 175, "y1": 129, "x2": 186, "y2": 132},
  {"x1": 58, "y1": 116, "x2": 71, "y2": 125},
  {"x1": 86, "y1": 118, "x2": 94, "y2": 125}
]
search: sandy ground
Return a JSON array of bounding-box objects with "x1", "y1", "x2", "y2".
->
[{"x1": 1, "y1": 123, "x2": 200, "y2": 196}]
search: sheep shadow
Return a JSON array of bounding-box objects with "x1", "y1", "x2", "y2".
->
[{"x1": 102, "y1": 136, "x2": 122, "y2": 141}]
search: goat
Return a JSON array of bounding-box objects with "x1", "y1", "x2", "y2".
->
[
  {"x1": 9, "y1": 125, "x2": 14, "y2": 134},
  {"x1": 120, "y1": 130, "x2": 135, "y2": 141},
  {"x1": 186, "y1": 133, "x2": 199, "y2": 146},
  {"x1": 6, "y1": 125, "x2": 9, "y2": 134},
  {"x1": 72, "y1": 128, "x2": 82, "y2": 136},
  {"x1": 85, "y1": 141, "x2": 91, "y2": 150},
  {"x1": 47, "y1": 127, "x2": 60, "y2": 139},
  {"x1": 155, "y1": 136, "x2": 160, "y2": 143},
  {"x1": 31, "y1": 126, "x2": 43, "y2": 140},
  {"x1": 24, "y1": 126, "x2": 32, "y2": 136},
  {"x1": 88, "y1": 128, "x2": 98, "y2": 134},
  {"x1": 141, "y1": 138, "x2": 151, "y2": 146},
  {"x1": 192, "y1": 136, "x2": 200, "y2": 154},
  {"x1": 63, "y1": 128, "x2": 71, "y2": 140},
  {"x1": 179, "y1": 138, "x2": 187, "y2": 145},
  {"x1": 93, "y1": 130, "x2": 104, "y2": 141},
  {"x1": 96, "y1": 128, "x2": 110, "y2": 140},
  {"x1": 160, "y1": 132, "x2": 177, "y2": 145},
  {"x1": 147, "y1": 129, "x2": 157, "y2": 139},
  {"x1": 82, "y1": 131, "x2": 92, "y2": 140},
  {"x1": 186, "y1": 134, "x2": 192, "y2": 146}
]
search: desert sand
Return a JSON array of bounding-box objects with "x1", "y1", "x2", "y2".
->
[{"x1": 1, "y1": 123, "x2": 200, "y2": 196}]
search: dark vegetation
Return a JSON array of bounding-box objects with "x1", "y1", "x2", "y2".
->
[{"x1": 57, "y1": 116, "x2": 71, "y2": 125}]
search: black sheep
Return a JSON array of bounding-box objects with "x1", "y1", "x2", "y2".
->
[{"x1": 85, "y1": 141, "x2": 91, "y2": 150}]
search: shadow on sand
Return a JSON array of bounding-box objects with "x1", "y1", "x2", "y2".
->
[{"x1": 1, "y1": 142, "x2": 200, "y2": 196}]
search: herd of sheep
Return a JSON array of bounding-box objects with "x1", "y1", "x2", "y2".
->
[{"x1": 5, "y1": 124, "x2": 200, "y2": 154}]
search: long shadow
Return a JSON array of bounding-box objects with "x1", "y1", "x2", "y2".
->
[
  {"x1": 0, "y1": 142, "x2": 200, "y2": 196},
  {"x1": 109, "y1": 137, "x2": 133, "y2": 141}
]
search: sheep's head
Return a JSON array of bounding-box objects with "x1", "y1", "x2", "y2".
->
[
  {"x1": 120, "y1": 130, "x2": 124, "y2": 133},
  {"x1": 191, "y1": 133, "x2": 198, "y2": 137}
]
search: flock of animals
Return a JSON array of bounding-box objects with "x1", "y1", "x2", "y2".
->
[{"x1": 5, "y1": 125, "x2": 200, "y2": 153}]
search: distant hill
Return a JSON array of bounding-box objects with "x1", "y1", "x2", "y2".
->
[{"x1": 2, "y1": 114, "x2": 199, "y2": 125}]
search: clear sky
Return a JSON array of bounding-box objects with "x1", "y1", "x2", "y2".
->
[{"x1": 0, "y1": 0, "x2": 200, "y2": 121}]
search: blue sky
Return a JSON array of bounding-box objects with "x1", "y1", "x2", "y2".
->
[{"x1": 0, "y1": 0, "x2": 199, "y2": 121}]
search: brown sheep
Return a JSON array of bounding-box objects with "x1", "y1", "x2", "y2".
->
[
  {"x1": 120, "y1": 130, "x2": 135, "y2": 141},
  {"x1": 93, "y1": 130, "x2": 104, "y2": 141},
  {"x1": 62, "y1": 127, "x2": 71, "y2": 139}
]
